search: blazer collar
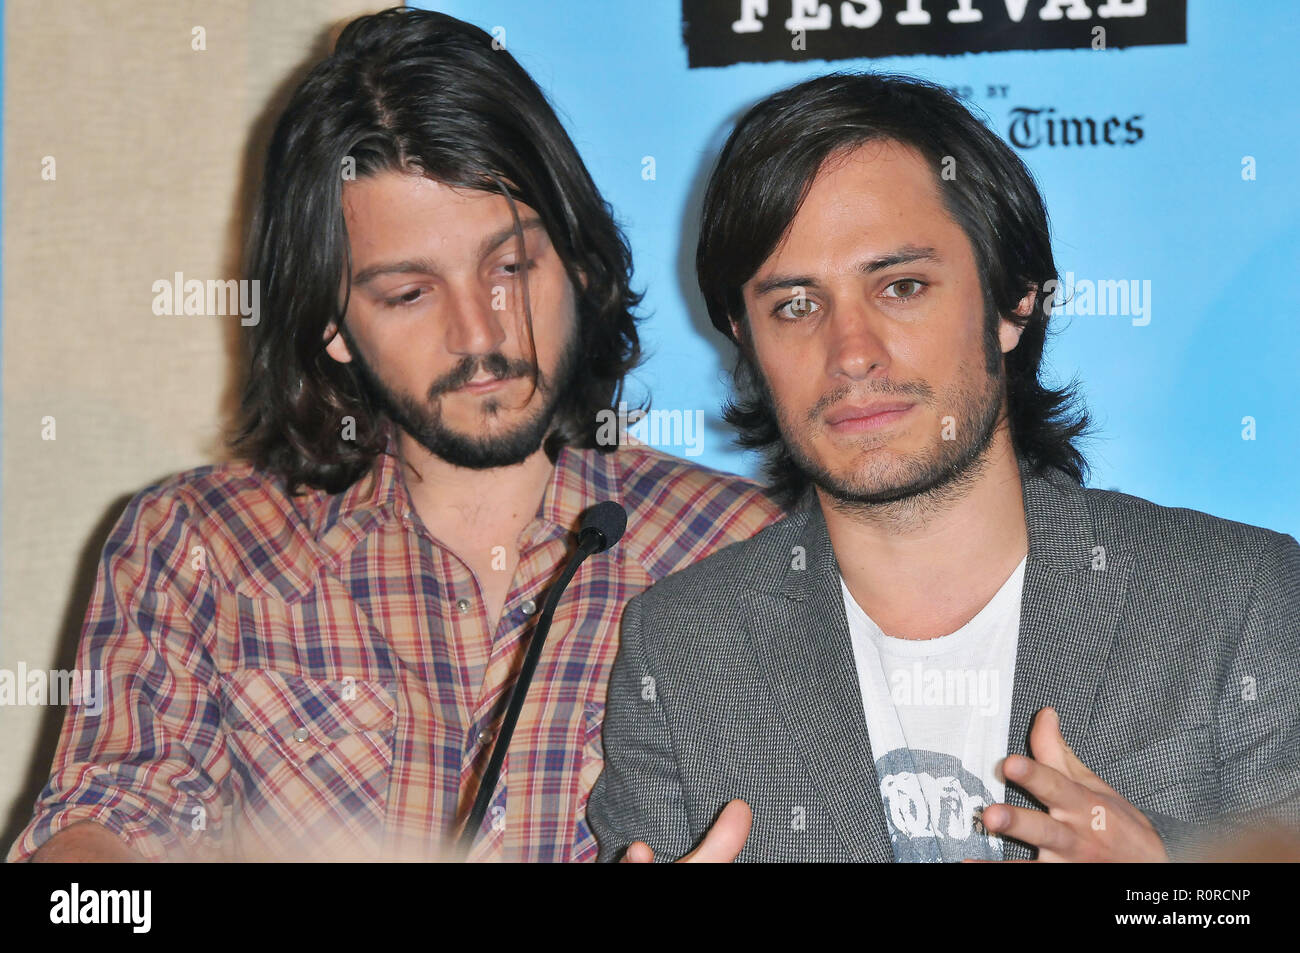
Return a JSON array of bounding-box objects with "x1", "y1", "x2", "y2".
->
[{"x1": 774, "y1": 457, "x2": 1099, "y2": 600}]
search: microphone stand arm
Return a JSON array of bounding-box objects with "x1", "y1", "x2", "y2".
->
[{"x1": 455, "y1": 531, "x2": 602, "y2": 858}]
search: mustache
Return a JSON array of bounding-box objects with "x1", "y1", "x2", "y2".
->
[{"x1": 428, "y1": 353, "x2": 537, "y2": 399}]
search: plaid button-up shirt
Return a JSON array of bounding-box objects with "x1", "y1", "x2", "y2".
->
[{"x1": 9, "y1": 436, "x2": 781, "y2": 862}]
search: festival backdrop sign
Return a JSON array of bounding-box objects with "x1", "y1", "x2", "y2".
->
[{"x1": 682, "y1": 0, "x2": 1187, "y2": 68}]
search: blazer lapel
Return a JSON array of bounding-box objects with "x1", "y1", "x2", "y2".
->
[
  {"x1": 745, "y1": 503, "x2": 895, "y2": 862},
  {"x1": 1001, "y1": 463, "x2": 1135, "y2": 860}
]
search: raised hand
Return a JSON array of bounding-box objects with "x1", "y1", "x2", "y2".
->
[{"x1": 973, "y1": 707, "x2": 1169, "y2": 862}]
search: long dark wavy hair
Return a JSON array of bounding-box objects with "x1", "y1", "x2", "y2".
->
[
  {"x1": 697, "y1": 72, "x2": 1091, "y2": 508},
  {"x1": 232, "y1": 7, "x2": 643, "y2": 493}
]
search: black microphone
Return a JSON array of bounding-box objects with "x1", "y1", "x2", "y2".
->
[
  {"x1": 456, "y1": 500, "x2": 627, "y2": 857},
  {"x1": 575, "y1": 499, "x2": 628, "y2": 556}
]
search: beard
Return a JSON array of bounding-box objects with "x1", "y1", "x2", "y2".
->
[
  {"x1": 340, "y1": 321, "x2": 581, "y2": 470},
  {"x1": 755, "y1": 329, "x2": 1005, "y2": 512}
]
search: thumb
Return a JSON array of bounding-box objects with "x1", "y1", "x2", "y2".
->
[
  {"x1": 1027, "y1": 706, "x2": 1072, "y2": 773},
  {"x1": 682, "y1": 799, "x2": 752, "y2": 863},
  {"x1": 619, "y1": 841, "x2": 655, "y2": 864},
  {"x1": 1030, "y1": 706, "x2": 1103, "y2": 788},
  {"x1": 1037, "y1": 706, "x2": 1114, "y2": 795}
]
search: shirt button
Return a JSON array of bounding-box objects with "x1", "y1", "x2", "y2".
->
[
  {"x1": 521, "y1": 599, "x2": 537, "y2": 616},
  {"x1": 478, "y1": 730, "x2": 494, "y2": 744},
  {"x1": 456, "y1": 598, "x2": 471, "y2": 613},
  {"x1": 291, "y1": 727, "x2": 310, "y2": 743}
]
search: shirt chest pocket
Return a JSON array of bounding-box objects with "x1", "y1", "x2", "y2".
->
[{"x1": 219, "y1": 669, "x2": 399, "y2": 844}]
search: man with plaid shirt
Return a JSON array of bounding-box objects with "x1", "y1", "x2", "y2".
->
[{"x1": 9, "y1": 8, "x2": 778, "y2": 863}]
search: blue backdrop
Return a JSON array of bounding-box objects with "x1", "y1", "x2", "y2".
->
[{"x1": 420, "y1": 0, "x2": 1298, "y2": 537}]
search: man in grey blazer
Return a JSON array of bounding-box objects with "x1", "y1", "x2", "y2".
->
[{"x1": 586, "y1": 73, "x2": 1300, "y2": 863}]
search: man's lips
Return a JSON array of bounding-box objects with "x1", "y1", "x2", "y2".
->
[
  {"x1": 824, "y1": 401, "x2": 915, "y2": 431},
  {"x1": 455, "y1": 375, "x2": 514, "y2": 394}
]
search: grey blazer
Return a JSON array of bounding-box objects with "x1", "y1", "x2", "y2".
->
[{"x1": 587, "y1": 460, "x2": 1300, "y2": 861}]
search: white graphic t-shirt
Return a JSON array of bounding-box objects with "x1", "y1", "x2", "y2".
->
[{"x1": 840, "y1": 557, "x2": 1025, "y2": 862}]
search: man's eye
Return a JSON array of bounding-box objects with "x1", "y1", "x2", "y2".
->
[
  {"x1": 776, "y1": 297, "x2": 820, "y2": 320},
  {"x1": 500, "y1": 258, "x2": 536, "y2": 276},
  {"x1": 382, "y1": 288, "x2": 427, "y2": 308},
  {"x1": 884, "y1": 279, "x2": 926, "y2": 299}
]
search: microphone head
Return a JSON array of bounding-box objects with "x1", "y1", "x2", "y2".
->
[{"x1": 579, "y1": 501, "x2": 627, "y2": 553}]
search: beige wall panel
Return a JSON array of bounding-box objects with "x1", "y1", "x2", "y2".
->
[{"x1": 2, "y1": 0, "x2": 395, "y2": 851}]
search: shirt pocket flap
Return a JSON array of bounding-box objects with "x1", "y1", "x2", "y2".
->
[{"x1": 220, "y1": 669, "x2": 397, "y2": 765}]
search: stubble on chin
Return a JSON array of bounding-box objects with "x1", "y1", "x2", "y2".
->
[{"x1": 781, "y1": 364, "x2": 1006, "y2": 527}]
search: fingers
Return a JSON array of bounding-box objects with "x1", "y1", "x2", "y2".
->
[
  {"x1": 1002, "y1": 753, "x2": 1080, "y2": 813},
  {"x1": 981, "y1": 803, "x2": 1075, "y2": 856},
  {"x1": 620, "y1": 841, "x2": 655, "y2": 863},
  {"x1": 991, "y1": 708, "x2": 1168, "y2": 862},
  {"x1": 682, "y1": 799, "x2": 753, "y2": 863},
  {"x1": 1027, "y1": 707, "x2": 1119, "y2": 798}
]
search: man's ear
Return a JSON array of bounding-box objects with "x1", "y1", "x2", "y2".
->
[
  {"x1": 998, "y1": 285, "x2": 1036, "y2": 354},
  {"x1": 998, "y1": 317, "x2": 1026, "y2": 354},
  {"x1": 323, "y1": 322, "x2": 353, "y2": 364},
  {"x1": 575, "y1": 267, "x2": 589, "y2": 293}
]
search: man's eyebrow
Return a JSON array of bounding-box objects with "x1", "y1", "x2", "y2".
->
[
  {"x1": 750, "y1": 244, "x2": 942, "y2": 298},
  {"x1": 859, "y1": 244, "x2": 941, "y2": 274},
  {"x1": 751, "y1": 274, "x2": 820, "y2": 297},
  {"x1": 476, "y1": 215, "x2": 545, "y2": 260},
  {"x1": 352, "y1": 257, "x2": 440, "y2": 287},
  {"x1": 351, "y1": 216, "x2": 546, "y2": 286}
]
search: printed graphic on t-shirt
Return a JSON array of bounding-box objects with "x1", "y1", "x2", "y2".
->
[{"x1": 876, "y1": 747, "x2": 1002, "y2": 862}]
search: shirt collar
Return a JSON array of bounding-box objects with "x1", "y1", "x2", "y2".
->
[
  {"x1": 309, "y1": 425, "x2": 409, "y2": 560},
  {"x1": 316, "y1": 424, "x2": 623, "y2": 554},
  {"x1": 536, "y1": 442, "x2": 624, "y2": 542}
]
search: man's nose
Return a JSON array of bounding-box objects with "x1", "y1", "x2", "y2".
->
[
  {"x1": 444, "y1": 283, "x2": 507, "y2": 356},
  {"x1": 823, "y1": 296, "x2": 891, "y2": 381}
]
